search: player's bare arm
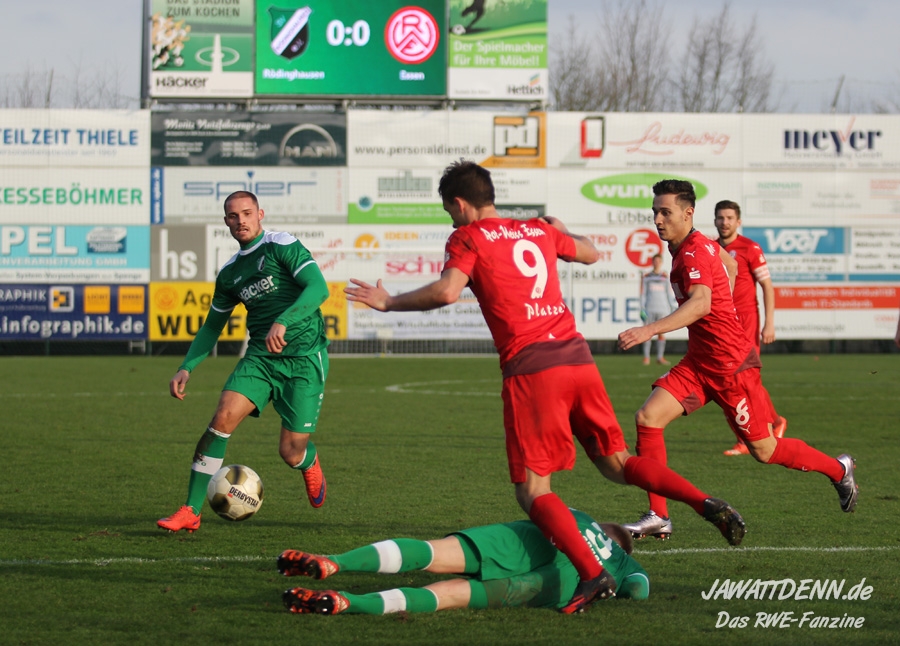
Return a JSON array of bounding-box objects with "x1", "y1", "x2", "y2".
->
[
  {"x1": 718, "y1": 247, "x2": 737, "y2": 291},
  {"x1": 618, "y1": 284, "x2": 711, "y2": 351},
  {"x1": 169, "y1": 369, "x2": 191, "y2": 400},
  {"x1": 759, "y1": 278, "x2": 776, "y2": 344},
  {"x1": 345, "y1": 268, "x2": 470, "y2": 312},
  {"x1": 540, "y1": 216, "x2": 600, "y2": 265}
]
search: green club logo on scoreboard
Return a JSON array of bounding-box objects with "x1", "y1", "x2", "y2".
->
[{"x1": 256, "y1": 1, "x2": 447, "y2": 96}]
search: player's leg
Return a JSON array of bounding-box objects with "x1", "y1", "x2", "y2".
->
[
  {"x1": 283, "y1": 585, "x2": 441, "y2": 615},
  {"x1": 656, "y1": 334, "x2": 669, "y2": 365},
  {"x1": 275, "y1": 352, "x2": 328, "y2": 508},
  {"x1": 157, "y1": 388, "x2": 256, "y2": 533},
  {"x1": 642, "y1": 338, "x2": 652, "y2": 365},
  {"x1": 630, "y1": 384, "x2": 687, "y2": 523},
  {"x1": 279, "y1": 536, "x2": 443, "y2": 578},
  {"x1": 723, "y1": 370, "x2": 856, "y2": 512},
  {"x1": 503, "y1": 367, "x2": 616, "y2": 613},
  {"x1": 761, "y1": 383, "x2": 787, "y2": 437}
]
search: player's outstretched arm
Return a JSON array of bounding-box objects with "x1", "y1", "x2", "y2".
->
[
  {"x1": 345, "y1": 269, "x2": 469, "y2": 312},
  {"x1": 169, "y1": 369, "x2": 191, "y2": 400}
]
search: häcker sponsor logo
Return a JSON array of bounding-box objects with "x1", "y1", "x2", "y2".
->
[
  {"x1": 581, "y1": 173, "x2": 708, "y2": 207},
  {"x1": 240, "y1": 275, "x2": 276, "y2": 302}
]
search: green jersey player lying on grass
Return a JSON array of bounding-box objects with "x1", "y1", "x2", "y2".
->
[{"x1": 279, "y1": 509, "x2": 649, "y2": 615}]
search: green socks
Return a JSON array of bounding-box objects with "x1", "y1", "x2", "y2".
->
[
  {"x1": 292, "y1": 441, "x2": 318, "y2": 471},
  {"x1": 340, "y1": 588, "x2": 439, "y2": 614},
  {"x1": 185, "y1": 427, "x2": 229, "y2": 514},
  {"x1": 331, "y1": 539, "x2": 435, "y2": 573}
]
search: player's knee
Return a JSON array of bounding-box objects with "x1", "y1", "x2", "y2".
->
[
  {"x1": 634, "y1": 407, "x2": 654, "y2": 427},
  {"x1": 747, "y1": 441, "x2": 774, "y2": 463}
]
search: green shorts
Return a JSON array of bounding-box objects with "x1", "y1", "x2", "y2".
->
[
  {"x1": 454, "y1": 518, "x2": 649, "y2": 609},
  {"x1": 223, "y1": 351, "x2": 328, "y2": 433},
  {"x1": 453, "y1": 522, "x2": 577, "y2": 608}
]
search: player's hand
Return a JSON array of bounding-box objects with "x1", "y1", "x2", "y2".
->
[
  {"x1": 640, "y1": 309, "x2": 648, "y2": 323},
  {"x1": 169, "y1": 369, "x2": 190, "y2": 400},
  {"x1": 266, "y1": 322, "x2": 288, "y2": 354},
  {"x1": 618, "y1": 326, "x2": 653, "y2": 352},
  {"x1": 345, "y1": 278, "x2": 391, "y2": 312},
  {"x1": 761, "y1": 322, "x2": 775, "y2": 345},
  {"x1": 539, "y1": 215, "x2": 568, "y2": 233}
]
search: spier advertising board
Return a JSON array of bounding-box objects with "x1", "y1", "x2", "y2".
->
[
  {"x1": 150, "y1": 166, "x2": 347, "y2": 224},
  {"x1": 148, "y1": 0, "x2": 255, "y2": 98},
  {"x1": 255, "y1": 1, "x2": 446, "y2": 97}
]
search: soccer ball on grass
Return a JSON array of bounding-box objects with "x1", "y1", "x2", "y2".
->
[{"x1": 206, "y1": 464, "x2": 264, "y2": 521}]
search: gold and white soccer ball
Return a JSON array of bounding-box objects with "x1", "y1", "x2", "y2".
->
[{"x1": 206, "y1": 464, "x2": 264, "y2": 521}]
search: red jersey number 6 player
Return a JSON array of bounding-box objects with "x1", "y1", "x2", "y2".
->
[{"x1": 617, "y1": 180, "x2": 858, "y2": 542}]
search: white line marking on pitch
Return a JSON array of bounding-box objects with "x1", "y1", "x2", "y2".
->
[
  {"x1": 636, "y1": 546, "x2": 900, "y2": 555},
  {"x1": 2, "y1": 545, "x2": 897, "y2": 567}
]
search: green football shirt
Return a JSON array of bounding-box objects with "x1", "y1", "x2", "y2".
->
[{"x1": 211, "y1": 230, "x2": 328, "y2": 358}]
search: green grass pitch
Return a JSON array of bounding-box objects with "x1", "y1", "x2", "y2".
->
[{"x1": 1, "y1": 353, "x2": 898, "y2": 645}]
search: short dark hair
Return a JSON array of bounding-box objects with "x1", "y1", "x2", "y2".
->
[
  {"x1": 652, "y1": 179, "x2": 696, "y2": 208},
  {"x1": 715, "y1": 200, "x2": 742, "y2": 219},
  {"x1": 223, "y1": 190, "x2": 259, "y2": 214},
  {"x1": 438, "y1": 160, "x2": 495, "y2": 208}
]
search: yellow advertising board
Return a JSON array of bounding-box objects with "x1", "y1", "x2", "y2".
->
[
  {"x1": 149, "y1": 282, "x2": 247, "y2": 342},
  {"x1": 322, "y1": 282, "x2": 348, "y2": 341}
]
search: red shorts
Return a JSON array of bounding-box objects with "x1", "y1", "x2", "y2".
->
[
  {"x1": 502, "y1": 363, "x2": 627, "y2": 483},
  {"x1": 652, "y1": 358, "x2": 770, "y2": 442}
]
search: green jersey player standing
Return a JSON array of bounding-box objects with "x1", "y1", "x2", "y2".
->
[{"x1": 158, "y1": 191, "x2": 330, "y2": 533}]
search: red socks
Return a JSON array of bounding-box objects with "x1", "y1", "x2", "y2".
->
[
  {"x1": 766, "y1": 437, "x2": 844, "y2": 481},
  {"x1": 529, "y1": 493, "x2": 602, "y2": 580},
  {"x1": 624, "y1": 455, "x2": 708, "y2": 515},
  {"x1": 634, "y1": 425, "x2": 670, "y2": 517}
]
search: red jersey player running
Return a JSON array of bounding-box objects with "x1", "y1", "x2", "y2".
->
[
  {"x1": 345, "y1": 161, "x2": 746, "y2": 615},
  {"x1": 714, "y1": 200, "x2": 786, "y2": 456},
  {"x1": 617, "y1": 179, "x2": 858, "y2": 542}
]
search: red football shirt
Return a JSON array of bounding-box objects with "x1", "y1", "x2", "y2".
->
[
  {"x1": 444, "y1": 218, "x2": 579, "y2": 367},
  {"x1": 670, "y1": 230, "x2": 750, "y2": 375},
  {"x1": 719, "y1": 234, "x2": 770, "y2": 345}
]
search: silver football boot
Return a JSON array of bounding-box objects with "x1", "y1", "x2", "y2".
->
[
  {"x1": 833, "y1": 454, "x2": 859, "y2": 513},
  {"x1": 622, "y1": 510, "x2": 673, "y2": 540}
]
